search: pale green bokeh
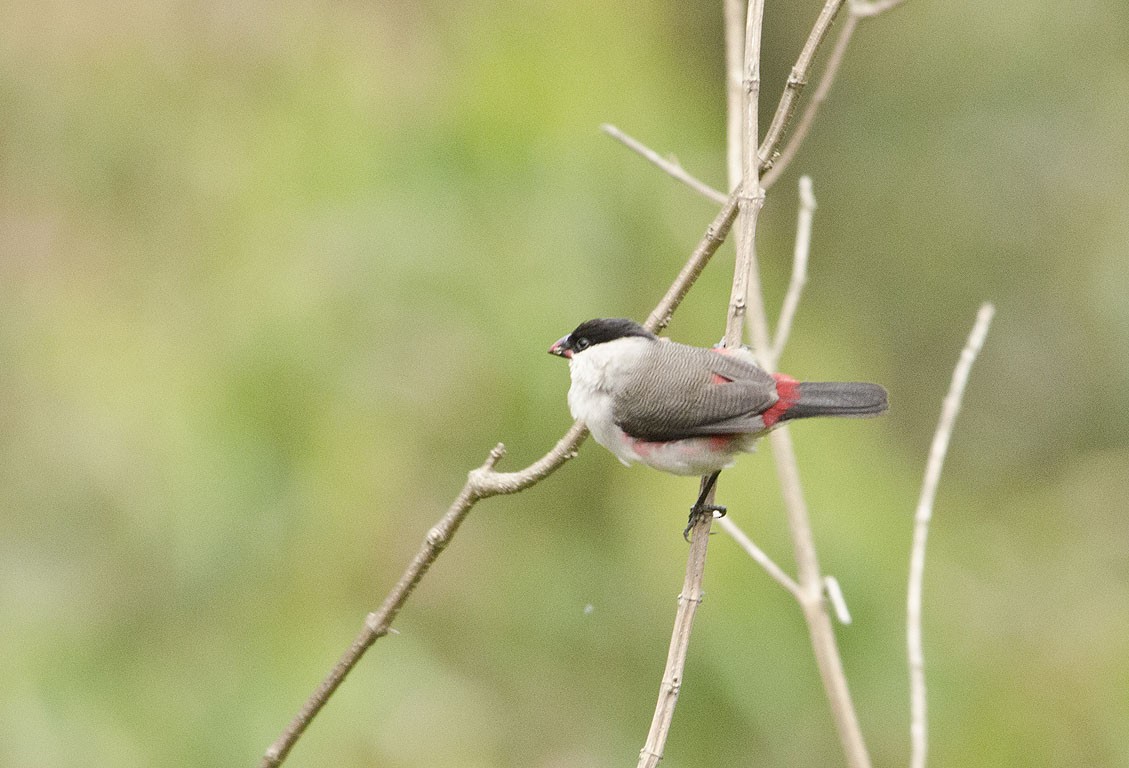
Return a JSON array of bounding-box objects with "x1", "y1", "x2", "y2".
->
[{"x1": 3, "y1": 1, "x2": 1128, "y2": 766}]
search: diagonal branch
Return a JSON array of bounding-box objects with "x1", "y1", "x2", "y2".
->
[
  {"x1": 632, "y1": 188, "x2": 743, "y2": 768},
  {"x1": 757, "y1": 0, "x2": 846, "y2": 173},
  {"x1": 601, "y1": 124, "x2": 728, "y2": 204},
  {"x1": 260, "y1": 190, "x2": 742, "y2": 768},
  {"x1": 908, "y1": 302, "x2": 995, "y2": 768},
  {"x1": 716, "y1": 515, "x2": 803, "y2": 600},
  {"x1": 762, "y1": 0, "x2": 915, "y2": 189},
  {"x1": 769, "y1": 175, "x2": 816, "y2": 368},
  {"x1": 636, "y1": 510, "x2": 714, "y2": 768},
  {"x1": 761, "y1": 10, "x2": 857, "y2": 189}
]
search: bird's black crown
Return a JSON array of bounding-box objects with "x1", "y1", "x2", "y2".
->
[{"x1": 565, "y1": 318, "x2": 657, "y2": 351}]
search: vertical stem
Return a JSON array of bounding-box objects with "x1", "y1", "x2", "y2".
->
[
  {"x1": 908, "y1": 303, "x2": 995, "y2": 768},
  {"x1": 726, "y1": 0, "x2": 766, "y2": 350},
  {"x1": 731, "y1": 1, "x2": 871, "y2": 767},
  {"x1": 636, "y1": 512, "x2": 714, "y2": 768},
  {"x1": 770, "y1": 427, "x2": 872, "y2": 768},
  {"x1": 724, "y1": 0, "x2": 747, "y2": 191},
  {"x1": 769, "y1": 176, "x2": 815, "y2": 367}
]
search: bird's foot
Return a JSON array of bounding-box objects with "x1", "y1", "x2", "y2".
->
[{"x1": 683, "y1": 503, "x2": 727, "y2": 542}]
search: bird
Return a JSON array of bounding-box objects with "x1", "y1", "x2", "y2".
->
[{"x1": 549, "y1": 318, "x2": 888, "y2": 534}]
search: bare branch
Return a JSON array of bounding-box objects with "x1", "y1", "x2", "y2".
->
[
  {"x1": 601, "y1": 124, "x2": 728, "y2": 204},
  {"x1": 908, "y1": 302, "x2": 995, "y2": 768},
  {"x1": 769, "y1": 175, "x2": 816, "y2": 367},
  {"x1": 726, "y1": 6, "x2": 890, "y2": 766},
  {"x1": 261, "y1": 434, "x2": 582, "y2": 767},
  {"x1": 644, "y1": 193, "x2": 740, "y2": 334},
  {"x1": 637, "y1": 510, "x2": 714, "y2": 768},
  {"x1": 762, "y1": 0, "x2": 914, "y2": 188},
  {"x1": 758, "y1": 0, "x2": 846, "y2": 173},
  {"x1": 260, "y1": 193, "x2": 743, "y2": 767},
  {"x1": 716, "y1": 515, "x2": 803, "y2": 600},
  {"x1": 762, "y1": 12, "x2": 857, "y2": 189},
  {"x1": 770, "y1": 426, "x2": 872, "y2": 768},
  {"x1": 726, "y1": 0, "x2": 767, "y2": 350},
  {"x1": 724, "y1": 0, "x2": 747, "y2": 191}
]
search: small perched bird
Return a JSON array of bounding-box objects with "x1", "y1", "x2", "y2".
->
[{"x1": 549, "y1": 318, "x2": 888, "y2": 533}]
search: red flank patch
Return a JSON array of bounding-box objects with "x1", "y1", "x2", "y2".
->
[{"x1": 761, "y1": 373, "x2": 800, "y2": 428}]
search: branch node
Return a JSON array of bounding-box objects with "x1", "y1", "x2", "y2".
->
[
  {"x1": 364, "y1": 612, "x2": 390, "y2": 637},
  {"x1": 484, "y1": 443, "x2": 506, "y2": 469},
  {"x1": 425, "y1": 525, "x2": 447, "y2": 548}
]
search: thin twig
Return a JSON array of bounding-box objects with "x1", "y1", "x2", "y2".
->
[
  {"x1": 771, "y1": 426, "x2": 872, "y2": 768},
  {"x1": 645, "y1": 193, "x2": 740, "y2": 334},
  {"x1": 726, "y1": 0, "x2": 766, "y2": 349},
  {"x1": 762, "y1": 12, "x2": 857, "y2": 189},
  {"x1": 261, "y1": 193, "x2": 742, "y2": 768},
  {"x1": 908, "y1": 302, "x2": 995, "y2": 768},
  {"x1": 715, "y1": 516, "x2": 802, "y2": 600},
  {"x1": 757, "y1": 0, "x2": 846, "y2": 173},
  {"x1": 601, "y1": 124, "x2": 728, "y2": 204},
  {"x1": 636, "y1": 510, "x2": 714, "y2": 768},
  {"x1": 634, "y1": 169, "x2": 742, "y2": 768},
  {"x1": 724, "y1": 0, "x2": 747, "y2": 191},
  {"x1": 260, "y1": 436, "x2": 581, "y2": 767},
  {"x1": 762, "y1": 0, "x2": 913, "y2": 189},
  {"x1": 769, "y1": 175, "x2": 816, "y2": 367}
]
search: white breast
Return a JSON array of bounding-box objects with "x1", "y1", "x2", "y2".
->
[{"x1": 566, "y1": 337, "x2": 653, "y2": 466}]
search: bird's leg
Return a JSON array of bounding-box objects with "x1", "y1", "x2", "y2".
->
[{"x1": 683, "y1": 470, "x2": 726, "y2": 541}]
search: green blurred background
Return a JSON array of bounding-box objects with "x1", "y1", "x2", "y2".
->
[{"x1": 3, "y1": 0, "x2": 1128, "y2": 766}]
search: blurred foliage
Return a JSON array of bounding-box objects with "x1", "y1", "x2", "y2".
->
[{"x1": 2, "y1": 0, "x2": 1129, "y2": 766}]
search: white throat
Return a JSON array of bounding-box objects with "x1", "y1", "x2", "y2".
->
[{"x1": 566, "y1": 336, "x2": 653, "y2": 450}]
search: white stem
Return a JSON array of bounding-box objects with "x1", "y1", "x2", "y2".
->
[
  {"x1": 769, "y1": 175, "x2": 816, "y2": 367},
  {"x1": 907, "y1": 302, "x2": 995, "y2": 768}
]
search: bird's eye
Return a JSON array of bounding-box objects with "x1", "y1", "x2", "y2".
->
[{"x1": 574, "y1": 337, "x2": 590, "y2": 351}]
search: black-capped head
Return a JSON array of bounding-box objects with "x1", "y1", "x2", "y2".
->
[{"x1": 548, "y1": 318, "x2": 657, "y2": 359}]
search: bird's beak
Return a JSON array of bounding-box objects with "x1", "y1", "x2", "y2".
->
[{"x1": 548, "y1": 336, "x2": 572, "y2": 359}]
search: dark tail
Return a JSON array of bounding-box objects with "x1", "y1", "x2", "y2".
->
[{"x1": 783, "y1": 382, "x2": 888, "y2": 421}]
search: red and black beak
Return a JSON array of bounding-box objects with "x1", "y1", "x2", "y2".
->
[{"x1": 548, "y1": 336, "x2": 573, "y2": 359}]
